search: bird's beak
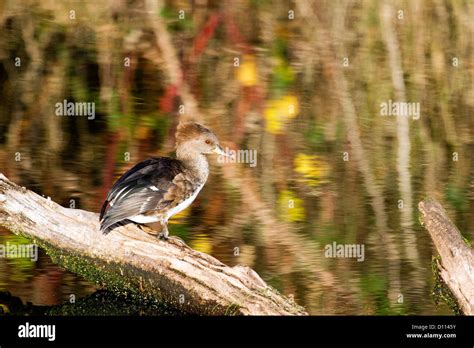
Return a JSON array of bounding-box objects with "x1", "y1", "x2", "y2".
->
[{"x1": 213, "y1": 144, "x2": 233, "y2": 158}]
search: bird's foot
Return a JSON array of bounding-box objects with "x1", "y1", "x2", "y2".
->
[
  {"x1": 157, "y1": 222, "x2": 170, "y2": 241},
  {"x1": 158, "y1": 231, "x2": 169, "y2": 240}
]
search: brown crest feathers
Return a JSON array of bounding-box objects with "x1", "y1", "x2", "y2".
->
[{"x1": 175, "y1": 122, "x2": 211, "y2": 145}]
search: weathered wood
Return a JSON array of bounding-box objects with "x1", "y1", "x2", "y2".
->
[
  {"x1": 418, "y1": 199, "x2": 474, "y2": 315},
  {"x1": 0, "y1": 174, "x2": 306, "y2": 315}
]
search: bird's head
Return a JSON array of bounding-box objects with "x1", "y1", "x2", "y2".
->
[{"x1": 175, "y1": 121, "x2": 231, "y2": 157}]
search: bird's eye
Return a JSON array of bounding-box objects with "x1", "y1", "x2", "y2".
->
[{"x1": 205, "y1": 139, "x2": 211, "y2": 145}]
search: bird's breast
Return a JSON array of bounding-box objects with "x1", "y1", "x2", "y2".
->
[{"x1": 165, "y1": 183, "x2": 205, "y2": 220}]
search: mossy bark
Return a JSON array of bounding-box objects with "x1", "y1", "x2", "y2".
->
[{"x1": 419, "y1": 199, "x2": 474, "y2": 315}]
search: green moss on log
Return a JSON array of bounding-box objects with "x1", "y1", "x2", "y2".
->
[
  {"x1": 431, "y1": 256, "x2": 461, "y2": 315},
  {"x1": 5, "y1": 224, "x2": 245, "y2": 314}
]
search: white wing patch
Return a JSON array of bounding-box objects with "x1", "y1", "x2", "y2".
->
[{"x1": 109, "y1": 185, "x2": 132, "y2": 206}]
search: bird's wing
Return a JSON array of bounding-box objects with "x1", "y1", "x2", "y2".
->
[{"x1": 99, "y1": 157, "x2": 185, "y2": 233}]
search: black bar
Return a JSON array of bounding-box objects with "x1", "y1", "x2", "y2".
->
[{"x1": 0, "y1": 316, "x2": 472, "y2": 346}]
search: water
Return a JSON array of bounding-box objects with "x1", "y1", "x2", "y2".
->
[{"x1": 0, "y1": 0, "x2": 472, "y2": 315}]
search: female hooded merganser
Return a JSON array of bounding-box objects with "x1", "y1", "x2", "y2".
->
[{"x1": 99, "y1": 121, "x2": 230, "y2": 240}]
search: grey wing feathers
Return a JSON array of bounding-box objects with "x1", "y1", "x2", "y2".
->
[{"x1": 99, "y1": 157, "x2": 184, "y2": 233}]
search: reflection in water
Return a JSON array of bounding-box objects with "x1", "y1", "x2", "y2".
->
[
  {"x1": 0, "y1": 0, "x2": 472, "y2": 315},
  {"x1": 0, "y1": 228, "x2": 95, "y2": 307}
]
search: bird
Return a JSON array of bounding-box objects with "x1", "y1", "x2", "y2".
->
[{"x1": 99, "y1": 121, "x2": 231, "y2": 240}]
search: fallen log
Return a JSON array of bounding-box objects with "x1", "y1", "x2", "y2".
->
[
  {"x1": 418, "y1": 199, "x2": 474, "y2": 315},
  {"x1": 0, "y1": 174, "x2": 306, "y2": 315}
]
